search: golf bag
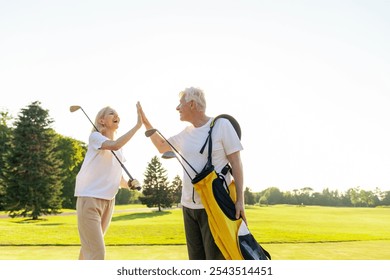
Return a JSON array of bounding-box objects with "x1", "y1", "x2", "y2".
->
[{"x1": 191, "y1": 115, "x2": 271, "y2": 260}]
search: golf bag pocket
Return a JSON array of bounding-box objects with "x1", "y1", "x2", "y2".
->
[
  {"x1": 237, "y1": 222, "x2": 271, "y2": 260},
  {"x1": 212, "y1": 174, "x2": 237, "y2": 221}
]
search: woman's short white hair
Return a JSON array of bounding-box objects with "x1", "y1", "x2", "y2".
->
[{"x1": 179, "y1": 87, "x2": 206, "y2": 112}]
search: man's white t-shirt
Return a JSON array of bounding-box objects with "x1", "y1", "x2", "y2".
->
[
  {"x1": 169, "y1": 118, "x2": 243, "y2": 209},
  {"x1": 75, "y1": 132, "x2": 124, "y2": 200}
]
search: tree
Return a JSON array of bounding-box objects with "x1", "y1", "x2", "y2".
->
[
  {"x1": 244, "y1": 187, "x2": 256, "y2": 205},
  {"x1": 314, "y1": 188, "x2": 342, "y2": 206},
  {"x1": 140, "y1": 156, "x2": 174, "y2": 211},
  {"x1": 3, "y1": 101, "x2": 64, "y2": 219},
  {"x1": 297, "y1": 187, "x2": 314, "y2": 205},
  {"x1": 170, "y1": 175, "x2": 182, "y2": 206},
  {"x1": 0, "y1": 110, "x2": 13, "y2": 210},
  {"x1": 116, "y1": 188, "x2": 142, "y2": 204},
  {"x1": 116, "y1": 188, "x2": 132, "y2": 205},
  {"x1": 261, "y1": 187, "x2": 283, "y2": 205},
  {"x1": 54, "y1": 135, "x2": 86, "y2": 209},
  {"x1": 282, "y1": 191, "x2": 298, "y2": 205},
  {"x1": 348, "y1": 187, "x2": 362, "y2": 207},
  {"x1": 258, "y1": 195, "x2": 268, "y2": 206},
  {"x1": 359, "y1": 189, "x2": 376, "y2": 207},
  {"x1": 381, "y1": 191, "x2": 390, "y2": 206}
]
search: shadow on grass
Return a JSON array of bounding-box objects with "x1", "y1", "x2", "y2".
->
[
  {"x1": 112, "y1": 211, "x2": 171, "y2": 222},
  {"x1": 35, "y1": 223, "x2": 65, "y2": 226},
  {"x1": 11, "y1": 219, "x2": 65, "y2": 226},
  {"x1": 12, "y1": 218, "x2": 49, "y2": 224}
]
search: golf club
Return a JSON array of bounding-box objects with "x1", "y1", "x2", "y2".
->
[
  {"x1": 162, "y1": 151, "x2": 193, "y2": 180},
  {"x1": 70, "y1": 105, "x2": 141, "y2": 191},
  {"x1": 145, "y1": 128, "x2": 198, "y2": 175}
]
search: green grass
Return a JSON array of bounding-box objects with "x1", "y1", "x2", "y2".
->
[
  {"x1": 2, "y1": 241, "x2": 390, "y2": 260},
  {"x1": 0, "y1": 245, "x2": 189, "y2": 260},
  {"x1": 247, "y1": 205, "x2": 390, "y2": 243},
  {"x1": 1, "y1": 205, "x2": 390, "y2": 259}
]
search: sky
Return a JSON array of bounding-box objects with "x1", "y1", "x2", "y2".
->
[{"x1": 1, "y1": 0, "x2": 390, "y2": 193}]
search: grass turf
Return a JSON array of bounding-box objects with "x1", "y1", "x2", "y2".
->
[{"x1": 1, "y1": 205, "x2": 389, "y2": 259}]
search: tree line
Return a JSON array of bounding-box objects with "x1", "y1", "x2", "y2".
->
[
  {"x1": 246, "y1": 186, "x2": 390, "y2": 208},
  {"x1": 1, "y1": 102, "x2": 389, "y2": 219}
]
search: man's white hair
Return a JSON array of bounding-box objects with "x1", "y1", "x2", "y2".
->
[{"x1": 179, "y1": 87, "x2": 206, "y2": 112}]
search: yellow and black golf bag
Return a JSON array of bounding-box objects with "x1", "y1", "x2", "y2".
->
[{"x1": 191, "y1": 115, "x2": 271, "y2": 260}]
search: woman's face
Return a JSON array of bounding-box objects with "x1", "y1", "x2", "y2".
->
[{"x1": 101, "y1": 109, "x2": 120, "y2": 131}]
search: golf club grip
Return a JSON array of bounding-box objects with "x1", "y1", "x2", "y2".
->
[{"x1": 127, "y1": 178, "x2": 141, "y2": 191}]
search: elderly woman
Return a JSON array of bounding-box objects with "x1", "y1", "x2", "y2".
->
[
  {"x1": 139, "y1": 87, "x2": 245, "y2": 260},
  {"x1": 75, "y1": 103, "x2": 142, "y2": 260}
]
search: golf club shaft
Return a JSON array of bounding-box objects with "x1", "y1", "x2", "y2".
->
[
  {"x1": 80, "y1": 107, "x2": 100, "y2": 133},
  {"x1": 74, "y1": 106, "x2": 140, "y2": 188},
  {"x1": 163, "y1": 152, "x2": 194, "y2": 181},
  {"x1": 152, "y1": 130, "x2": 198, "y2": 175},
  {"x1": 174, "y1": 156, "x2": 193, "y2": 181}
]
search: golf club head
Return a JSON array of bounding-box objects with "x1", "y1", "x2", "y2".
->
[
  {"x1": 69, "y1": 105, "x2": 81, "y2": 113},
  {"x1": 145, "y1": 128, "x2": 158, "y2": 137},
  {"x1": 162, "y1": 151, "x2": 176, "y2": 159}
]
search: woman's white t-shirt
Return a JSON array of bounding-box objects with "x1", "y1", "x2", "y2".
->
[
  {"x1": 169, "y1": 118, "x2": 243, "y2": 209},
  {"x1": 75, "y1": 132, "x2": 124, "y2": 200}
]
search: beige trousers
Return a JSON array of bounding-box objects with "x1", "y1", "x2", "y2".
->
[{"x1": 76, "y1": 197, "x2": 115, "y2": 260}]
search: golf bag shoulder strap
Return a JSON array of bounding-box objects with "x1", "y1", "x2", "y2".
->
[
  {"x1": 199, "y1": 114, "x2": 241, "y2": 175},
  {"x1": 214, "y1": 114, "x2": 241, "y2": 140},
  {"x1": 193, "y1": 114, "x2": 241, "y2": 203},
  {"x1": 200, "y1": 114, "x2": 241, "y2": 154}
]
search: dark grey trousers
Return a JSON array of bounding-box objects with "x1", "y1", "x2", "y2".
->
[{"x1": 182, "y1": 206, "x2": 224, "y2": 260}]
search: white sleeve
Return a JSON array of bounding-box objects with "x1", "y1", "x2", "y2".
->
[
  {"x1": 89, "y1": 132, "x2": 109, "y2": 150},
  {"x1": 219, "y1": 119, "x2": 243, "y2": 155}
]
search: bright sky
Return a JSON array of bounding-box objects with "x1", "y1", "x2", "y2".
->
[{"x1": 1, "y1": 0, "x2": 389, "y2": 193}]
